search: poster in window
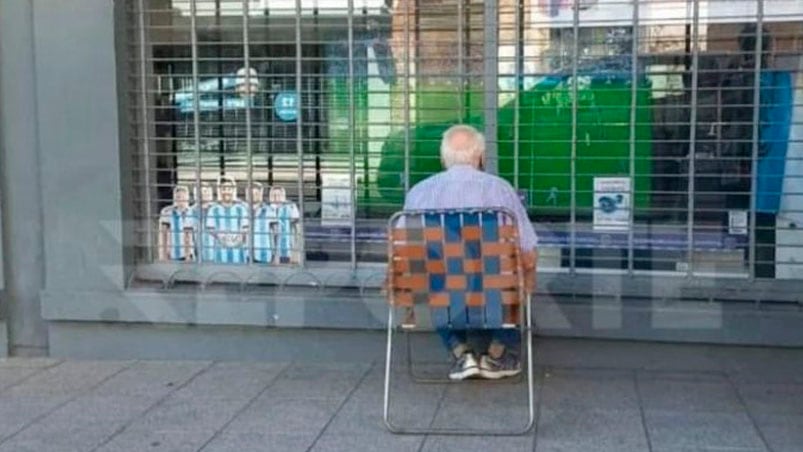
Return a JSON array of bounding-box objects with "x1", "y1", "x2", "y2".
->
[
  {"x1": 321, "y1": 173, "x2": 353, "y2": 227},
  {"x1": 593, "y1": 177, "x2": 631, "y2": 231}
]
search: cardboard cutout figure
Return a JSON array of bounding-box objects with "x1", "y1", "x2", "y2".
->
[
  {"x1": 269, "y1": 186, "x2": 302, "y2": 264},
  {"x1": 248, "y1": 182, "x2": 276, "y2": 264},
  {"x1": 191, "y1": 182, "x2": 215, "y2": 262},
  {"x1": 206, "y1": 176, "x2": 250, "y2": 263},
  {"x1": 158, "y1": 185, "x2": 195, "y2": 261}
]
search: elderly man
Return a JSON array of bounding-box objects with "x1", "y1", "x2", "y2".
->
[{"x1": 403, "y1": 124, "x2": 538, "y2": 381}]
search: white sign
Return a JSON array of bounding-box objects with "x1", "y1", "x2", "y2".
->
[
  {"x1": 728, "y1": 210, "x2": 748, "y2": 236},
  {"x1": 321, "y1": 173, "x2": 353, "y2": 227},
  {"x1": 593, "y1": 177, "x2": 631, "y2": 231}
]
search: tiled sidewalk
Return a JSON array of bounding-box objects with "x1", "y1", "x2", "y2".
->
[{"x1": 0, "y1": 338, "x2": 802, "y2": 451}]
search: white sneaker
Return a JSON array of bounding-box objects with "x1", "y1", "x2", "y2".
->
[
  {"x1": 448, "y1": 352, "x2": 480, "y2": 380},
  {"x1": 479, "y1": 353, "x2": 521, "y2": 379}
]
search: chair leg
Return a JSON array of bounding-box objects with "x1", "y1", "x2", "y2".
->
[
  {"x1": 524, "y1": 293, "x2": 536, "y2": 432},
  {"x1": 383, "y1": 306, "x2": 537, "y2": 436},
  {"x1": 383, "y1": 306, "x2": 398, "y2": 433}
]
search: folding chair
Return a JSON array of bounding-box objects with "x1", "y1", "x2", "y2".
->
[{"x1": 382, "y1": 207, "x2": 535, "y2": 436}]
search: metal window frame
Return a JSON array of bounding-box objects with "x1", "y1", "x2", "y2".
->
[{"x1": 127, "y1": 0, "x2": 803, "y2": 305}]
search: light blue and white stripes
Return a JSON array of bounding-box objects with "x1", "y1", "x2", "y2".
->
[
  {"x1": 205, "y1": 202, "x2": 250, "y2": 263},
  {"x1": 274, "y1": 202, "x2": 300, "y2": 260},
  {"x1": 251, "y1": 204, "x2": 275, "y2": 263},
  {"x1": 159, "y1": 206, "x2": 194, "y2": 260}
]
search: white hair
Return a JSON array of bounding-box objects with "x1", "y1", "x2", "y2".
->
[{"x1": 440, "y1": 124, "x2": 485, "y2": 168}]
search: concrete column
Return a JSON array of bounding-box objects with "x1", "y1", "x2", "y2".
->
[{"x1": 0, "y1": 0, "x2": 48, "y2": 356}]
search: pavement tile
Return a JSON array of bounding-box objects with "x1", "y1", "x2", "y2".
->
[
  {"x1": 637, "y1": 378, "x2": 743, "y2": 412},
  {"x1": 752, "y1": 413, "x2": 803, "y2": 452},
  {"x1": 4, "y1": 361, "x2": 131, "y2": 396},
  {"x1": 172, "y1": 362, "x2": 286, "y2": 401},
  {"x1": 0, "y1": 395, "x2": 71, "y2": 441},
  {"x1": 650, "y1": 448, "x2": 766, "y2": 452},
  {"x1": 430, "y1": 401, "x2": 534, "y2": 433},
  {"x1": 636, "y1": 370, "x2": 729, "y2": 383},
  {"x1": 0, "y1": 358, "x2": 62, "y2": 368},
  {"x1": 202, "y1": 432, "x2": 318, "y2": 452},
  {"x1": 265, "y1": 363, "x2": 369, "y2": 399},
  {"x1": 96, "y1": 428, "x2": 214, "y2": 452},
  {"x1": 535, "y1": 440, "x2": 650, "y2": 452},
  {"x1": 541, "y1": 369, "x2": 638, "y2": 410},
  {"x1": 537, "y1": 407, "x2": 648, "y2": 450},
  {"x1": 326, "y1": 398, "x2": 439, "y2": 434},
  {"x1": 439, "y1": 378, "x2": 537, "y2": 407},
  {"x1": 42, "y1": 394, "x2": 157, "y2": 425},
  {"x1": 224, "y1": 397, "x2": 341, "y2": 435},
  {"x1": 348, "y1": 377, "x2": 444, "y2": 406},
  {"x1": 0, "y1": 421, "x2": 118, "y2": 452},
  {"x1": 312, "y1": 432, "x2": 424, "y2": 452},
  {"x1": 713, "y1": 348, "x2": 803, "y2": 384},
  {"x1": 0, "y1": 368, "x2": 41, "y2": 393},
  {"x1": 125, "y1": 397, "x2": 249, "y2": 432},
  {"x1": 737, "y1": 383, "x2": 803, "y2": 416},
  {"x1": 0, "y1": 426, "x2": 114, "y2": 452},
  {"x1": 91, "y1": 360, "x2": 211, "y2": 397},
  {"x1": 422, "y1": 435, "x2": 534, "y2": 452},
  {"x1": 536, "y1": 339, "x2": 723, "y2": 373},
  {"x1": 644, "y1": 410, "x2": 767, "y2": 450}
]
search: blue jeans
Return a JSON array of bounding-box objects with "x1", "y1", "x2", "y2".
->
[{"x1": 437, "y1": 328, "x2": 520, "y2": 356}]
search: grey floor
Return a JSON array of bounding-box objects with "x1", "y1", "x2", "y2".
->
[{"x1": 1, "y1": 337, "x2": 802, "y2": 451}]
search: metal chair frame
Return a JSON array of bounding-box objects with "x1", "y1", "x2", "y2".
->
[{"x1": 382, "y1": 207, "x2": 535, "y2": 436}]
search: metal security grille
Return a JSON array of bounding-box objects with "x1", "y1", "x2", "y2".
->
[{"x1": 128, "y1": 0, "x2": 803, "y2": 295}]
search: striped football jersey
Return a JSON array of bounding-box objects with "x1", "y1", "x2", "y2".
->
[
  {"x1": 250, "y1": 204, "x2": 276, "y2": 264},
  {"x1": 159, "y1": 205, "x2": 195, "y2": 260},
  {"x1": 205, "y1": 201, "x2": 250, "y2": 264},
  {"x1": 273, "y1": 202, "x2": 300, "y2": 261}
]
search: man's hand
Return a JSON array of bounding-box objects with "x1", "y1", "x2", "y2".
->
[{"x1": 521, "y1": 249, "x2": 538, "y2": 294}]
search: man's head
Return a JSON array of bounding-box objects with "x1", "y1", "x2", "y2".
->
[
  {"x1": 440, "y1": 124, "x2": 486, "y2": 170},
  {"x1": 269, "y1": 186, "x2": 286, "y2": 204},
  {"x1": 249, "y1": 182, "x2": 264, "y2": 205},
  {"x1": 235, "y1": 67, "x2": 260, "y2": 98},
  {"x1": 173, "y1": 185, "x2": 190, "y2": 210},
  {"x1": 195, "y1": 182, "x2": 214, "y2": 205},
  {"x1": 218, "y1": 175, "x2": 237, "y2": 204}
]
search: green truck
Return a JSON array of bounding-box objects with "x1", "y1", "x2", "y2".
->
[{"x1": 372, "y1": 72, "x2": 653, "y2": 219}]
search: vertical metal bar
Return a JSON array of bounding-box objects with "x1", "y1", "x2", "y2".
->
[
  {"x1": 484, "y1": 0, "x2": 499, "y2": 175},
  {"x1": 514, "y1": 0, "x2": 522, "y2": 189},
  {"x1": 749, "y1": 0, "x2": 764, "y2": 279},
  {"x1": 628, "y1": 0, "x2": 639, "y2": 275},
  {"x1": 190, "y1": 0, "x2": 204, "y2": 265},
  {"x1": 458, "y1": 0, "x2": 464, "y2": 120},
  {"x1": 295, "y1": 0, "x2": 305, "y2": 266},
  {"x1": 242, "y1": 0, "x2": 254, "y2": 264},
  {"x1": 570, "y1": 0, "x2": 579, "y2": 275},
  {"x1": 348, "y1": 0, "x2": 357, "y2": 269},
  {"x1": 403, "y1": 0, "x2": 411, "y2": 192},
  {"x1": 137, "y1": 0, "x2": 154, "y2": 263},
  {"x1": 686, "y1": 0, "x2": 700, "y2": 276}
]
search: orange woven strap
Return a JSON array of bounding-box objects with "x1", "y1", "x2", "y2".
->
[
  {"x1": 393, "y1": 274, "x2": 428, "y2": 290},
  {"x1": 461, "y1": 225, "x2": 482, "y2": 240},
  {"x1": 481, "y1": 242, "x2": 517, "y2": 257},
  {"x1": 483, "y1": 274, "x2": 519, "y2": 290},
  {"x1": 392, "y1": 291, "x2": 449, "y2": 308},
  {"x1": 393, "y1": 244, "x2": 426, "y2": 259}
]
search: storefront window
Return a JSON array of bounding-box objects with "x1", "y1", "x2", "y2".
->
[{"x1": 129, "y1": 0, "x2": 803, "y2": 286}]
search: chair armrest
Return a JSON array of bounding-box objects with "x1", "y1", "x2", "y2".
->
[{"x1": 521, "y1": 249, "x2": 538, "y2": 294}]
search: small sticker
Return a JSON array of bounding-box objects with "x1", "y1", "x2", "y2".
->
[{"x1": 728, "y1": 210, "x2": 748, "y2": 236}]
